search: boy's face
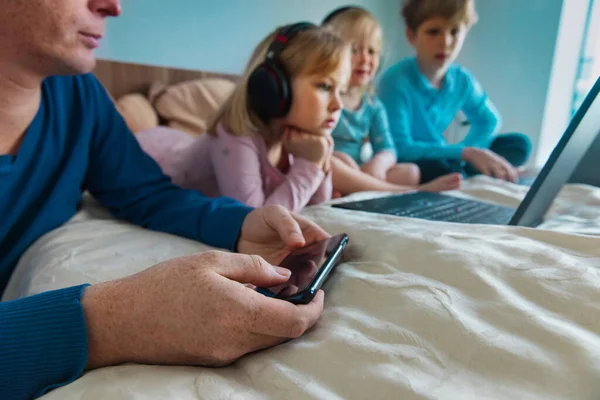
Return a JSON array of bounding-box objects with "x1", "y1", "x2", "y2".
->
[{"x1": 407, "y1": 16, "x2": 467, "y2": 72}]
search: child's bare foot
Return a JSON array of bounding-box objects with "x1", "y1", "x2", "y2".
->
[{"x1": 418, "y1": 173, "x2": 462, "y2": 192}]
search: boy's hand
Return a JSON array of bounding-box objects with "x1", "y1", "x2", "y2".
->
[{"x1": 462, "y1": 147, "x2": 518, "y2": 182}]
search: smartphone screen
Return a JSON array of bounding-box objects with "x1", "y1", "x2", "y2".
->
[{"x1": 259, "y1": 233, "x2": 348, "y2": 302}]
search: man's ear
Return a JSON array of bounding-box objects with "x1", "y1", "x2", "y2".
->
[{"x1": 406, "y1": 27, "x2": 417, "y2": 46}]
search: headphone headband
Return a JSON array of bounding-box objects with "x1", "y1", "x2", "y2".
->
[
  {"x1": 265, "y1": 22, "x2": 317, "y2": 62},
  {"x1": 322, "y1": 5, "x2": 363, "y2": 24}
]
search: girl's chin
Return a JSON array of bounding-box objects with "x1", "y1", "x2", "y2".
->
[{"x1": 350, "y1": 78, "x2": 371, "y2": 87}]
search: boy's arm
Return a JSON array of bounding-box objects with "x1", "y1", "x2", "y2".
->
[
  {"x1": 378, "y1": 76, "x2": 464, "y2": 161},
  {"x1": 459, "y1": 69, "x2": 502, "y2": 148}
]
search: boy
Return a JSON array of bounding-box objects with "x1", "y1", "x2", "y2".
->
[{"x1": 378, "y1": 0, "x2": 531, "y2": 183}]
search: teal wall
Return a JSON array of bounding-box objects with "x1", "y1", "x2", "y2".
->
[
  {"x1": 458, "y1": 0, "x2": 565, "y2": 165},
  {"x1": 96, "y1": 0, "x2": 394, "y2": 74}
]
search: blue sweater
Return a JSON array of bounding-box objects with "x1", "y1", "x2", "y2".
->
[
  {"x1": 0, "y1": 74, "x2": 253, "y2": 399},
  {"x1": 378, "y1": 57, "x2": 501, "y2": 162}
]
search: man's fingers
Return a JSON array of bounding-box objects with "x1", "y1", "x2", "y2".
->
[
  {"x1": 292, "y1": 214, "x2": 330, "y2": 243},
  {"x1": 207, "y1": 251, "x2": 291, "y2": 287},
  {"x1": 247, "y1": 290, "x2": 325, "y2": 338},
  {"x1": 263, "y1": 205, "x2": 306, "y2": 248}
]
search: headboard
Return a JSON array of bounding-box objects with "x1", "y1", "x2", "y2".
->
[{"x1": 93, "y1": 59, "x2": 239, "y2": 99}]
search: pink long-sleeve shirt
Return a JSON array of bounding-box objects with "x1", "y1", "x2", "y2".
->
[{"x1": 135, "y1": 125, "x2": 332, "y2": 212}]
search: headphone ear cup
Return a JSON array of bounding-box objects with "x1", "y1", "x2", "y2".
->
[{"x1": 247, "y1": 61, "x2": 292, "y2": 122}]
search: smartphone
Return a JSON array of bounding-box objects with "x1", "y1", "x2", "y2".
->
[{"x1": 257, "y1": 233, "x2": 349, "y2": 304}]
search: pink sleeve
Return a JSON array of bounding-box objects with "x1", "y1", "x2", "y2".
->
[
  {"x1": 265, "y1": 158, "x2": 327, "y2": 212},
  {"x1": 208, "y1": 133, "x2": 267, "y2": 207},
  {"x1": 209, "y1": 131, "x2": 327, "y2": 212},
  {"x1": 308, "y1": 171, "x2": 333, "y2": 205}
]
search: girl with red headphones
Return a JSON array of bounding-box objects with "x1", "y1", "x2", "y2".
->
[{"x1": 135, "y1": 23, "x2": 351, "y2": 212}]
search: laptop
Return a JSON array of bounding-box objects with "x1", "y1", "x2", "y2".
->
[
  {"x1": 569, "y1": 115, "x2": 600, "y2": 187},
  {"x1": 333, "y1": 75, "x2": 600, "y2": 228}
]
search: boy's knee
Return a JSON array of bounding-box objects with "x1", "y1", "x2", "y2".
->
[
  {"x1": 491, "y1": 133, "x2": 532, "y2": 166},
  {"x1": 494, "y1": 133, "x2": 531, "y2": 150},
  {"x1": 405, "y1": 163, "x2": 421, "y2": 185},
  {"x1": 514, "y1": 133, "x2": 532, "y2": 154},
  {"x1": 390, "y1": 163, "x2": 420, "y2": 186}
]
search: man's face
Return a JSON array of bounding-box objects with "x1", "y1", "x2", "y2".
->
[{"x1": 0, "y1": 0, "x2": 121, "y2": 77}]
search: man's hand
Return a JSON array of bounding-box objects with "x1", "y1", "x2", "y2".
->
[
  {"x1": 462, "y1": 147, "x2": 518, "y2": 182},
  {"x1": 82, "y1": 251, "x2": 325, "y2": 370},
  {"x1": 236, "y1": 205, "x2": 330, "y2": 265}
]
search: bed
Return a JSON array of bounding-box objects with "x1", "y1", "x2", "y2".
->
[{"x1": 4, "y1": 60, "x2": 600, "y2": 400}]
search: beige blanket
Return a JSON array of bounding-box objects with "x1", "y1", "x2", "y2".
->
[{"x1": 5, "y1": 176, "x2": 600, "y2": 400}]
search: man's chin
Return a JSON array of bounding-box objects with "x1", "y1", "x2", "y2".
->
[{"x1": 55, "y1": 54, "x2": 97, "y2": 76}]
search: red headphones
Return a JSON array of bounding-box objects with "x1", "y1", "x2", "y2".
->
[{"x1": 246, "y1": 22, "x2": 317, "y2": 122}]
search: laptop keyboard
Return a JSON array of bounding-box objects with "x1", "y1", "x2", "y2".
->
[{"x1": 334, "y1": 192, "x2": 516, "y2": 225}]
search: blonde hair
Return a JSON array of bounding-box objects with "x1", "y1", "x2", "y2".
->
[
  {"x1": 207, "y1": 25, "x2": 348, "y2": 142},
  {"x1": 401, "y1": 0, "x2": 479, "y2": 32},
  {"x1": 322, "y1": 7, "x2": 383, "y2": 97},
  {"x1": 323, "y1": 7, "x2": 382, "y2": 49}
]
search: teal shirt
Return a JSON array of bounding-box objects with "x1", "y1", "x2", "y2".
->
[
  {"x1": 378, "y1": 56, "x2": 502, "y2": 162},
  {"x1": 331, "y1": 95, "x2": 396, "y2": 164},
  {"x1": 0, "y1": 74, "x2": 253, "y2": 399}
]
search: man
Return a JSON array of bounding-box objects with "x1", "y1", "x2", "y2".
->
[{"x1": 0, "y1": 1, "x2": 327, "y2": 399}]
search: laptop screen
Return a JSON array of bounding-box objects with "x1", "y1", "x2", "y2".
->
[{"x1": 510, "y1": 75, "x2": 600, "y2": 227}]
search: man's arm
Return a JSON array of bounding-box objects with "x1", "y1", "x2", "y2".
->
[
  {"x1": 0, "y1": 285, "x2": 90, "y2": 399},
  {"x1": 82, "y1": 74, "x2": 252, "y2": 251},
  {"x1": 0, "y1": 74, "x2": 330, "y2": 400}
]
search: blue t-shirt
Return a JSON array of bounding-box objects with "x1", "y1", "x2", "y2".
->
[
  {"x1": 378, "y1": 56, "x2": 502, "y2": 162},
  {"x1": 331, "y1": 95, "x2": 396, "y2": 164},
  {"x1": 0, "y1": 74, "x2": 252, "y2": 399}
]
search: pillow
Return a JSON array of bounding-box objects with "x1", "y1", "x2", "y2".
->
[
  {"x1": 115, "y1": 93, "x2": 159, "y2": 133},
  {"x1": 153, "y1": 78, "x2": 236, "y2": 137}
]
